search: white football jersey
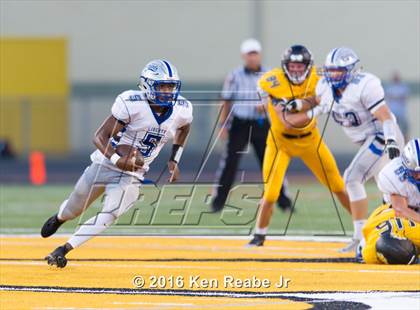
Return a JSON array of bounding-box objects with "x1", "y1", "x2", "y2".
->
[
  {"x1": 377, "y1": 157, "x2": 420, "y2": 210},
  {"x1": 316, "y1": 72, "x2": 393, "y2": 143},
  {"x1": 90, "y1": 90, "x2": 193, "y2": 179}
]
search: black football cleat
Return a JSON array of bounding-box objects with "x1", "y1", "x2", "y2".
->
[
  {"x1": 45, "y1": 245, "x2": 68, "y2": 268},
  {"x1": 277, "y1": 190, "x2": 294, "y2": 213},
  {"x1": 246, "y1": 234, "x2": 266, "y2": 247},
  {"x1": 210, "y1": 198, "x2": 225, "y2": 213},
  {"x1": 41, "y1": 213, "x2": 64, "y2": 238}
]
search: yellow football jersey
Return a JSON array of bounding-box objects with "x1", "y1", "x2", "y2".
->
[
  {"x1": 259, "y1": 66, "x2": 345, "y2": 203},
  {"x1": 258, "y1": 67, "x2": 319, "y2": 136}
]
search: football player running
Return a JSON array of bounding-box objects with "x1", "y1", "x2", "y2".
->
[
  {"x1": 40, "y1": 60, "x2": 193, "y2": 268},
  {"x1": 358, "y1": 138, "x2": 420, "y2": 264},
  {"x1": 283, "y1": 47, "x2": 404, "y2": 252},
  {"x1": 248, "y1": 45, "x2": 351, "y2": 247}
]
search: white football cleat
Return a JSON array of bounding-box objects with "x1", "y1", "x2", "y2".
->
[{"x1": 338, "y1": 238, "x2": 360, "y2": 253}]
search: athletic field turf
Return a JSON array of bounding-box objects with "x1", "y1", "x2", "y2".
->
[
  {"x1": 1, "y1": 182, "x2": 382, "y2": 235},
  {"x1": 1, "y1": 183, "x2": 419, "y2": 309}
]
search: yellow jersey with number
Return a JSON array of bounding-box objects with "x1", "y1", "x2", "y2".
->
[{"x1": 258, "y1": 67, "x2": 319, "y2": 136}]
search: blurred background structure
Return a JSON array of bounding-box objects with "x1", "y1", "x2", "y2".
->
[{"x1": 1, "y1": 0, "x2": 419, "y2": 183}]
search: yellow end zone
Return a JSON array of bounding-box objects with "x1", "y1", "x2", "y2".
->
[
  {"x1": 0, "y1": 291, "x2": 311, "y2": 310},
  {"x1": 1, "y1": 236, "x2": 419, "y2": 309}
]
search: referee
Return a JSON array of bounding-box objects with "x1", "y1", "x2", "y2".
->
[{"x1": 211, "y1": 38, "x2": 292, "y2": 212}]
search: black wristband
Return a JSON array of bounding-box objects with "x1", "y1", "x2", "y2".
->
[{"x1": 170, "y1": 144, "x2": 182, "y2": 163}]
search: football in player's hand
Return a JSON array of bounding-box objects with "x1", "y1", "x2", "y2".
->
[{"x1": 116, "y1": 144, "x2": 144, "y2": 168}]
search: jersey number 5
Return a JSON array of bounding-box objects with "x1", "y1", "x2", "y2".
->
[{"x1": 139, "y1": 132, "x2": 163, "y2": 157}]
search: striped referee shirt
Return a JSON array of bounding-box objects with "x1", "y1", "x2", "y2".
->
[{"x1": 221, "y1": 66, "x2": 268, "y2": 120}]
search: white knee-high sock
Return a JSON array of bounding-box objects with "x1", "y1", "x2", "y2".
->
[
  {"x1": 57, "y1": 199, "x2": 69, "y2": 221},
  {"x1": 353, "y1": 219, "x2": 367, "y2": 240},
  {"x1": 67, "y1": 213, "x2": 116, "y2": 249}
]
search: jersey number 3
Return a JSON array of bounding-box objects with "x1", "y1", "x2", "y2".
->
[
  {"x1": 139, "y1": 132, "x2": 163, "y2": 157},
  {"x1": 332, "y1": 111, "x2": 361, "y2": 127}
]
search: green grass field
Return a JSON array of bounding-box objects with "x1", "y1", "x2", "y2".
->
[{"x1": 0, "y1": 181, "x2": 383, "y2": 236}]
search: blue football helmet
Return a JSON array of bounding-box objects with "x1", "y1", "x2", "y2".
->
[
  {"x1": 324, "y1": 47, "x2": 360, "y2": 90},
  {"x1": 401, "y1": 138, "x2": 420, "y2": 189},
  {"x1": 139, "y1": 59, "x2": 181, "y2": 107}
]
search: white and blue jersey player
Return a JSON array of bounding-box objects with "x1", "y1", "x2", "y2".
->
[
  {"x1": 41, "y1": 60, "x2": 193, "y2": 268},
  {"x1": 283, "y1": 47, "x2": 404, "y2": 252},
  {"x1": 378, "y1": 139, "x2": 420, "y2": 214},
  {"x1": 315, "y1": 48, "x2": 404, "y2": 251},
  {"x1": 356, "y1": 139, "x2": 420, "y2": 264}
]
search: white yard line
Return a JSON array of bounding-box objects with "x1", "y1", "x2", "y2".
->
[
  {"x1": 3, "y1": 285, "x2": 420, "y2": 310},
  {"x1": 0, "y1": 233, "x2": 351, "y2": 243}
]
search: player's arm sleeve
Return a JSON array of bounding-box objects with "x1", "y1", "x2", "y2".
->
[
  {"x1": 377, "y1": 168, "x2": 401, "y2": 196},
  {"x1": 361, "y1": 77, "x2": 386, "y2": 114},
  {"x1": 257, "y1": 84, "x2": 269, "y2": 105},
  {"x1": 111, "y1": 95, "x2": 131, "y2": 124},
  {"x1": 178, "y1": 100, "x2": 193, "y2": 128},
  {"x1": 221, "y1": 71, "x2": 236, "y2": 101},
  {"x1": 257, "y1": 74, "x2": 272, "y2": 105},
  {"x1": 315, "y1": 78, "x2": 327, "y2": 97},
  {"x1": 307, "y1": 79, "x2": 330, "y2": 117}
]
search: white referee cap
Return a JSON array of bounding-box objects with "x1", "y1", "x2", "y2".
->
[{"x1": 240, "y1": 38, "x2": 262, "y2": 54}]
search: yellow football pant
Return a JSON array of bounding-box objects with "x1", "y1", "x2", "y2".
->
[
  {"x1": 263, "y1": 128, "x2": 345, "y2": 202},
  {"x1": 362, "y1": 204, "x2": 420, "y2": 264}
]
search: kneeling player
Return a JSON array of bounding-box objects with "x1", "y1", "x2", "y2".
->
[
  {"x1": 40, "y1": 60, "x2": 193, "y2": 268},
  {"x1": 359, "y1": 138, "x2": 420, "y2": 264}
]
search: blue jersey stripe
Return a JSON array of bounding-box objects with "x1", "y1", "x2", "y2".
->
[
  {"x1": 162, "y1": 60, "x2": 173, "y2": 77},
  {"x1": 414, "y1": 139, "x2": 420, "y2": 166},
  {"x1": 369, "y1": 143, "x2": 383, "y2": 156}
]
